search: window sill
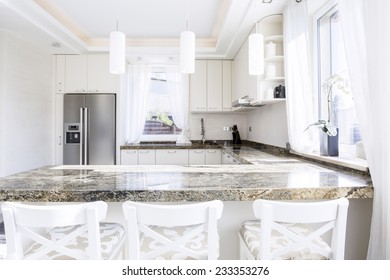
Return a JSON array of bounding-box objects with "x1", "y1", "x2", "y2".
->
[{"x1": 290, "y1": 150, "x2": 369, "y2": 173}]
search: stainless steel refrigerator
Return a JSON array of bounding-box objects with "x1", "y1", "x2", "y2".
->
[{"x1": 63, "y1": 94, "x2": 116, "y2": 165}]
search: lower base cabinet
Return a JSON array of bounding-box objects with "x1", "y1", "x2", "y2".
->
[
  {"x1": 155, "y1": 149, "x2": 189, "y2": 165},
  {"x1": 121, "y1": 149, "x2": 223, "y2": 165}
]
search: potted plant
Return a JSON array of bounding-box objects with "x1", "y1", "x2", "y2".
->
[{"x1": 305, "y1": 71, "x2": 351, "y2": 156}]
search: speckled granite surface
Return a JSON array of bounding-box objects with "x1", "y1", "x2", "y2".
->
[{"x1": 0, "y1": 147, "x2": 372, "y2": 202}]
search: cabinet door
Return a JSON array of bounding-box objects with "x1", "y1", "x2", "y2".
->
[
  {"x1": 190, "y1": 60, "x2": 207, "y2": 112},
  {"x1": 65, "y1": 55, "x2": 87, "y2": 93},
  {"x1": 155, "y1": 149, "x2": 189, "y2": 165},
  {"x1": 222, "y1": 61, "x2": 232, "y2": 111},
  {"x1": 207, "y1": 60, "x2": 223, "y2": 112},
  {"x1": 222, "y1": 151, "x2": 233, "y2": 165},
  {"x1": 87, "y1": 54, "x2": 117, "y2": 93},
  {"x1": 121, "y1": 150, "x2": 138, "y2": 165},
  {"x1": 138, "y1": 149, "x2": 156, "y2": 165},
  {"x1": 55, "y1": 55, "x2": 65, "y2": 94},
  {"x1": 189, "y1": 149, "x2": 205, "y2": 165},
  {"x1": 205, "y1": 149, "x2": 222, "y2": 164}
]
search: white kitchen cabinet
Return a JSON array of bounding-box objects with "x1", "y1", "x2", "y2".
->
[
  {"x1": 87, "y1": 54, "x2": 117, "y2": 93},
  {"x1": 189, "y1": 149, "x2": 205, "y2": 165},
  {"x1": 121, "y1": 150, "x2": 138, "y2": 165},
  {"x1": 190, "y1": 60, "x2": 207, "y2": 112},
  {"x1": 205, "y1": 149, "x2": 222, "y2": 164},
  {"x1": 55, "y1": 55, "x2": 66, "y2": 94},
  {"x1": 65, "y1": 54, "x2": 117, "y2": 93},
  {"x1": 207, "y1": 60, "x2": 223, "y2": 112},
  {"x1": 190, "y1": 60, "x2": 232, "y2": 113},
  {"x1": 222, "y1": 61, "x2": 232, "y2": 111},
  {"x1": 138, "y1": 149, "x2": 156, "y2": 165},
  {"x1": 155, "y1": 149, "x2": 189, "y2": 165},
  {"x1": 65, "y1": 55, "x2": 88, "y2": 93}
]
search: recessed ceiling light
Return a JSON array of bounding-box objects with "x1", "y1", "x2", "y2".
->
[{"x1": 51, "y1": 42, "x2": 61, "y2": 48}]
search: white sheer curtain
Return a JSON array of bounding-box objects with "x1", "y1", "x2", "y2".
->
[
  {"x1": 166, "y1": 67, "x2": 191, "y2": 144},
  {"x1": 339, "y1": 0, "x2": 390, "y2": 259},
  {"x1": 283, "y1": 0, "x2": 317, "y2": 153},
  {"x1": 120, "y1": 64, "x2": 151, "y2": 144}
]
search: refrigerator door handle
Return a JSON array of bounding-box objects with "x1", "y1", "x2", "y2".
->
[
  {"x1": 84, "y1": 107, "x2": 89, "y2": 165},
  {"x1": 80, "y1": 107, "x2": 89, "y2": 165},
  {"x1": 80, "y1": 108, "x2": 84, "y2": 165}
]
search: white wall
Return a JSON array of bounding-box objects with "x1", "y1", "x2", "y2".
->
[
  {"x1": 0, "y1": 32, "x2": 52, "y2": 177},
  {"x1": 0, "y1": 32, "x2": 5, "y2": 177},
  {"x1": 245, "y1": 102, "x2": 289, "y2": 148},
  {"x1": 189, "y1": 112, "x2": 247, "y2": 141}
]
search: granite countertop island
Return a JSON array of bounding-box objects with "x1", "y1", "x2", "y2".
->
[{"x1": 0, "y1": 145, "x2": 373, "y2": 202}]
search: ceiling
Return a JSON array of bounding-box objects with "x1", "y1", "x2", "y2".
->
[{"x1": 0, "y1": 0, "x2": 288, "y2": 62}]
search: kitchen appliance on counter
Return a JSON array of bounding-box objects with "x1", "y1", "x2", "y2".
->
[
  {"x1": 63, "y1": 94, "x2": 116, "y2": 165},
  {"x1": 274, "y1": 85, "x2": 286, "y2": 98}
]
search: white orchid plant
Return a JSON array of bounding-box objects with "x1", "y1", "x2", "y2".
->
[{"x1": 305, "y1": 70, "x2": 351, "y2": 136}]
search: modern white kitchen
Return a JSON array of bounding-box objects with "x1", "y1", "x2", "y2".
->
[{"x1": 0, "y1": 0, "x2": 389, "y2": 268}]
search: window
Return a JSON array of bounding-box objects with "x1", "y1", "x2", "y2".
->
[
  {"x1": 141, "y1": 72, "x2": 182, "y2": 140},
  {"x1": 316, "y1": 4, "x2": 361, "y2": 158}
]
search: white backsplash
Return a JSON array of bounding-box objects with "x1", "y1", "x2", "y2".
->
[{"x1": 189, "y1": 113, "x2": 247, "y2": 141}]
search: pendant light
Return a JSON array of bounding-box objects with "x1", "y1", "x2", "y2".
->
[
  {"x1": 180, "y1": 2, "x2": 195, "y2": 74},
  {"x1": 248, "y1": 24, "x2": 264, "y2": 75},
  {"x1": 180, "y1": 28, "x2": 195, "y2": 73},
  {"x1": 109, "y1": 21, "x2": 125, "y2": 74}
]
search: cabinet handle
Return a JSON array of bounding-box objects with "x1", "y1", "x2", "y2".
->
[
  {"x1": 208, "y1": 107, "x2": 218, "y2": 109},
  {"x1": 58, "y1": 82, "x2": 62, "y2": 92},
  {"x1": 88, "y1": 89, "x2": 99, "y2": 93},
  {"x1": 194, "y1": 150, "x2": 204, "y2": 154},
  {"x1": 75, "y1": 89, "x2": 86, "y2": 92},
  {"x1": 168, "y1": 150, "x2": 177, "y2": 154},
  {"x1": 139, "y1": 151, "x2": 150, "y2": 154},
  {"x1": 58, "y1": 135, "x2": 62, "y2": 146},
  {"x1": 196, "y1": 107, "x2": 206, "y2": 109},
  {"x1": 126, "y1": 150, "x2": 137, "y2": 154},
  {"x1": 207, "y1": 150, "x2": 217, "y2": 153}
]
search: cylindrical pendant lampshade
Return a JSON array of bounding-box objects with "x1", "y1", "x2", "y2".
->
[
  {"x1": 109, "y1": 31, "x2": 126, "y2": 74},
  {"x1": 248, "y1": 33, "x2": 264, "y2": 75},
  {"x1": 180, "y1": 30, "x2": 195, "y2": 73}
]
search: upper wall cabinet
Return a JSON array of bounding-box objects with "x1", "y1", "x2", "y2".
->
[
  {"x1": 190, "y1": 60, "x2": 232, "y2": 113},
  {"x1": 64, "y1": 54, "x2": 118, "y2": 93}
]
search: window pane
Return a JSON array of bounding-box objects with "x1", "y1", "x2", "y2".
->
[
  {"x1": 317, "y1": 7, "x2": 361, "y2": 158},
  {"x1": 142, "y1": 72, "x2": 182, "y2": 136}
]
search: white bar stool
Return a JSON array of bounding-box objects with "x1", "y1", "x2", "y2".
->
[
  {"x1": 239, "y1": 198, "x2": 349, "y2": 260},
  {"x1": 122, "y1": 200, "x2": 223, "y2": 260},
  {"x1": 1, "y1": 201, "x2": 125, "y2": 260}
]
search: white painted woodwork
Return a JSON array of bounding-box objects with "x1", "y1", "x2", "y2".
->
[
  {"x1": 155, "y1": 149, "x2": 189, "y2": 165},
  {"x1": 55, "y1": 55, "x2": 66, "y2": 94},
  {"x1": 87, "y1": 54, "x2": 117, "y2": 93},
  {"x1": 120, "y1": 150, "x2": 138, "y2": 165},
  {"x1": 65, "y1": 55, "x2": 88, "y2": 93},
  {"x1": 190, "y1": 60, "x2": 207, "y2": 112},
  {"x1": 205, "y1": 149, "x2": 222, "y2": 164},
  {"x1": 207, "y1": 60, "x2": 223, "y2": 112},
  {"x1": 222, "y1": 60, "x2": 232, "y2": 111},
  {"x1": 188, "y1": 149, "x2": 206, "y2": 165},
  {"x1": 138, "y1": 150, "x2": 156, "y2": 165}
]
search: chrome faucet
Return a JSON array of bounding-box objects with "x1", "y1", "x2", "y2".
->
[{"x1": 200, "y1": 118, "x2": 205, "y2": 144}]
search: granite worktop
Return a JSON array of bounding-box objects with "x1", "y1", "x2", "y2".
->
[
  {"x1": 120, "y1": 140, "x2": 221, "y2": 150},
  {"x1": 0, "y1": 145, "x2": 373, "y2": 202}
]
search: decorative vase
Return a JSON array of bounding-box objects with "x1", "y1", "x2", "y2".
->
[{"x1": 319, "y1": 128, "x2": 339, "y2": 157}]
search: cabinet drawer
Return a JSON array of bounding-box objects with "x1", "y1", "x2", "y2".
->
[
  {"x1": 189, "y1": 149, "x2": 205, "y2": 165},
  {"x1": 138, "y1": 149, "x2": 156, "y2": 165},
  {"x1": 155, "y1": 149, "x2": 189, "y2": 165},
  {"x1": 120, "y1": 150, "x2": 138, "y2": 165}
]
